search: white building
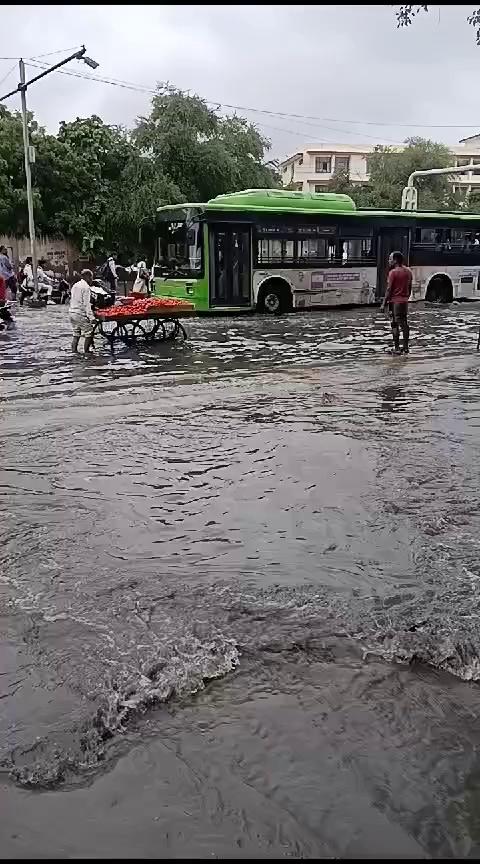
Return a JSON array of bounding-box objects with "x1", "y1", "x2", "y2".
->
[{"x1": 280, "y1": 135, "x2": 480, "y2": 197}]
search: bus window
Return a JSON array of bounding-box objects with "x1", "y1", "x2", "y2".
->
[
  {"x1": 256, "y1": 238, "x2": 294, "y2": 264},
  {"x1": 158, "y1": 218, "x2": 203, "y2": 277},
  {"x1": 298, "y1": 238, "x2": 327, "y2": 260},
  {"x1": 340, "y1": 237, "x2": 373, "y2": 263},
  {"x1": 419, "y1": 228, "x2": 437, "y2": 244}
]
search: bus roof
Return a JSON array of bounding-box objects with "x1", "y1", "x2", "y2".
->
[{"x1": 158, "y1": 189, "x2": 480, "y2": 223}]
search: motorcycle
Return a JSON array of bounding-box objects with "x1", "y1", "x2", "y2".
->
[{"x1": 19, "y1": 274, "x2": 69, "y2": 307}]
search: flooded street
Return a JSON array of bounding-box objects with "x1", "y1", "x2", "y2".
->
[{"x1": 2, "y1": 302, "x2": 480, "y2": 858}]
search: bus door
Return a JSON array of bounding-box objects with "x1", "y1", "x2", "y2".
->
[
  {"x1": 209, "y1": 224, "x2": 251, "y2": 307},
  {"x1": 376, "y1": 228, "x2": 410, "y2": 300}
]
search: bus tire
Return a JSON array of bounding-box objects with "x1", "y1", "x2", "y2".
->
[
  {"x1": 256, "y1": 279, "x2": 292, "y2": 315},
  {"x1": 425, "y1": 275, "x2": 453, "y2": 304}
]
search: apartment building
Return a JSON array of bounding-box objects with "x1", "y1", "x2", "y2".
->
[{"x1": 280, "y1": 135, "x2": 480, "y2": 196}]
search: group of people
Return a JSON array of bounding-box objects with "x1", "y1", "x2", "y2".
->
[
  {"x1": 0, "y1": 247, "x2": 62, "y2": 305},
  {"x1": 0, "y1": 245, "x2": 411, "y2": 356},
  {"x1": 99, "y1": 255, "x2": 150, "y2": 297}
]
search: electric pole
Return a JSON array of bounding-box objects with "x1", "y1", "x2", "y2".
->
[
  {"x1": 0, "y1": 47, "x2": 99, "y2": 296},
  {"x1": 19, "y1": 59, "x2": 38, "y2": 295}
]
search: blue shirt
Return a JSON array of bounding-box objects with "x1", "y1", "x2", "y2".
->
[{"x1": 0, "y1": 254, "x2": 13, "y2": 279}]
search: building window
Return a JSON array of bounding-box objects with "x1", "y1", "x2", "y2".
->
[
  {"x1": 315, "y1": 156, "x2": 331, "y2": 173},
  {"x1": 335, "y1": 155, "x2": 350, "y2": 173},
  {"x1": 298, "y1": 157, "x2": 303, "y2": 166},
  {"x1": 457, "y1": 158, "x2": 472, "y2": 167},
  {"x1": 314, "y1": 184, "x2": 327, "y2": 192}
]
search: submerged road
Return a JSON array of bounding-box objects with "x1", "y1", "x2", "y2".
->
[{"x1": 1, "y1": 302, "x2": 480, "y2": 857}]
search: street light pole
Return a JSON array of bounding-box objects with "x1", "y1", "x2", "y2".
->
[
  {"x1": 19, "y1": 59, "x2": 38, "y2": 295},
  {"x1": 0, "y1": 47, "x2": 99, "y2": 296}
]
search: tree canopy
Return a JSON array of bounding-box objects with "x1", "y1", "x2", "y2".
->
[
  {"x1": 396, "y1": 6, "x2": 480, "y2": 44},
  {"x1": 328, "y1": 138, "x2": 468, "y2": 212},
  {"x1": 0, "y1": 87, "x2": 278, "y2": 258}
]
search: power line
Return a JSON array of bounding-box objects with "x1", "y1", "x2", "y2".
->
[
  {"x1": 21, "y1": 59, "x2": 480, "y2": 136},
  {"x1": 0, "y1": 62, "x2": 18, "y2": 88},
  {"x1": 29, "y1": 46, "x2": 82, "y2": 60},
  {"x1": 24, "y1": 62, "x2": 402, "y2": 144}
]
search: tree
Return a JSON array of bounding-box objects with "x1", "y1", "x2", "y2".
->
[
  {"x1": 328, "y1": 138, "x2": 463, "y2": 211},
  {"x1": 396, "y1": 6, "x2": 480, "y2": 44},
  {"x1": 54, "y1": 116, "x2": 135, "y2": 251},
  {"x1": 133, "y1": 85, "x2": 278, "y2": 203},
  {"x1": 327, "y1": 167, "x2": 357, "y2": 197},
  {"x1": 0, "y1": 87, "x2": 279, "y2": 256},
  {"x1": 0, "y1": 106, "x2": 44, "y2": 236}
]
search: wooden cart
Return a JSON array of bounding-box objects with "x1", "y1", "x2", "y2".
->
[{"x1": 95, "y1": 308, "x2": 195, "y2": 351}]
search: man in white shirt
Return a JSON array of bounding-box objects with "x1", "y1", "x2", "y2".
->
[{"x1": 69, "y1": 269, "x2": 96, "y2": 353}]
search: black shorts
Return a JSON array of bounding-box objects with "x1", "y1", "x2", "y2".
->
[{"x1": 389, "y1": 302, "x2": 408, "y2": 324}]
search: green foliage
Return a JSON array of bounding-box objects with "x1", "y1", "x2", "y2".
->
[
  {"x1": 329, "y1": 138, "x2": 465, "y2": 211},
  {"x1": 0, "y1": 87, "x2": 278, "y2": 257},
  {"x1": 133, "y1": 86, "x2": 277, "y2": 203},
  {"x1": 396, "y1": 6, "x2": 480, "y2": 44}
]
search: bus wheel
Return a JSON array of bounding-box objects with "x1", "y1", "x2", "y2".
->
[
  {"x1": 425, "y1": 275, "x2": 453, "y2": 304},
  {"x1": 257, "y1": 280, "x2": 292, "y2": 314}
]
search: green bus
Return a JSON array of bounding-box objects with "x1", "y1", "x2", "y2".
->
[{"x1": 152, "y1": 189, "x2": 480, "y2": 313}]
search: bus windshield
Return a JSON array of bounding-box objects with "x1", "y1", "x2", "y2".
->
[{"x1": 156, "y1": 208, "x2": 203, "y2": 278}]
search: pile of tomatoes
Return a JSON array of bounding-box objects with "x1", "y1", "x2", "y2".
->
[{"x1": 96, "y1": 297, "x2": 194, "y2": 318}]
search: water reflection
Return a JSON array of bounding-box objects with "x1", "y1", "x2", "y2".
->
[{"x1": 378, "y1": 384, "x2": 407, "y2": 415}]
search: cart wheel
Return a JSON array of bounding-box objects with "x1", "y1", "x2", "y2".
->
[
  {"x1": 156, "y1": 321, "x2": 167, "y2": 341},
  {"x1": 134, "y1": 319, "x2": 158, "y2": 341},
  {"x1": 115, "y1": 323, "x2": 131, "y2": 344},
  {"x1": 98, "y1": 318, "x2": 116, "y2": 339},
  {"x1": 163, "y1": 319, "x2": 177, "y2": 341},
  {"x1": 176, "y1": 321, "x2": 187, "y2": 341}
]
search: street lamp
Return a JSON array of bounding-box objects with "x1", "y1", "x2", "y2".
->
[
  {"x1": 82, "y1": 56, "x2": 99, "y2": 70},
  {"x1": 0, "y1": 46, "x2": 99, "y2": 295}
]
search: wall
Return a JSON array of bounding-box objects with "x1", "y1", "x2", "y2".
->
[{"x1": 0, "y1": 234, "x2": 80, "y2": 274}]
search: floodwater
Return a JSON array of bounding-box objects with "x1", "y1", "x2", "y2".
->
[{"x1": 2, "y1": 302, "x2": 480, "y2": 858}]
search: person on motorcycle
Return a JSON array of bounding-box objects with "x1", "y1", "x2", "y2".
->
[
  {"x1": 19, "y1": 257, "x2": 52, "y2": 305},
  {"x1": 69, "y1": 269, "x2": 96, "y2": 354},
  {"x1": 19, "y1": 256, "x2": 33, "y2": 305},
  {"x1": 38, "y1": 258, "x2": 55, "y2": 302}
]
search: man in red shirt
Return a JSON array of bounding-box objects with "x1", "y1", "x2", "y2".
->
[{"x1": 381, "y1": 250, "x2": 412, "y2": 354}]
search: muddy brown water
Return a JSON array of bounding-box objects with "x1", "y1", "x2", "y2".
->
[{"x1": 2, "y1": 302, "x2": 480, "y2": 858}]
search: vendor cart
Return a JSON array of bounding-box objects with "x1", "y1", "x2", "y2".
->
[{"x1": 94, "y1": 298, "x2": 195, "y2": 351}]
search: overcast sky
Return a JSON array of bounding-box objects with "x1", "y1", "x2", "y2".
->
[{"x1": 2, "y1": 4, "x2": 480, "y2": 159}]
